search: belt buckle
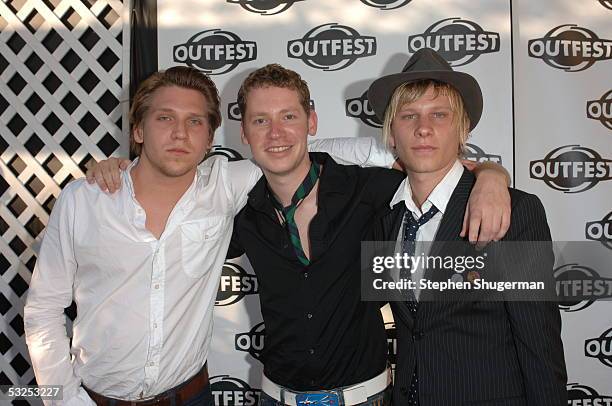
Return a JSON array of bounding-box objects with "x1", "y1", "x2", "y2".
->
[{"x1": 295, "y1": 391, "x2": 340, "y2": 406}]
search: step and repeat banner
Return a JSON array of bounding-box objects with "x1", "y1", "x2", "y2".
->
[
  {"x1": 155, "y1": 0, "x2": 611, "y2": 403},
  {"x1": 513, "y1": 0, "x2": 612, "y2": 398}
]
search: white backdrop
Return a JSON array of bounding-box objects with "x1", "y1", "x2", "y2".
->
[{"x1": 156, "y1": 0, "x2": 611, "y2": 403}]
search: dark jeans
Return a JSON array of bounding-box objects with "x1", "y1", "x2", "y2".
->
[
  {"x1": 182, "y1": 382, "x2": 213, "y2": 406},
  {"x1": 259, "y1": 384, "x2": 392, "y2": 406}
]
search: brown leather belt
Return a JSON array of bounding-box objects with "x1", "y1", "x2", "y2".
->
[{"x1": 85, "y1": 364, "x2": 209, "y2": 406}]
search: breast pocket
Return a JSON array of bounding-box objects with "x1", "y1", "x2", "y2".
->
[{"x1": 181, "y1": 216, "x2": 230, "y2": 278}]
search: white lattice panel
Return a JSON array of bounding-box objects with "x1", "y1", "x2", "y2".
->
[{"x1": 0, "y1": 0, "x2": 129, "y2": 402}]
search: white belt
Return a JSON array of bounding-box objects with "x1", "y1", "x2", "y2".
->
[{"x1": 261, "y1": 368, "x2": 391, "y2": 406}]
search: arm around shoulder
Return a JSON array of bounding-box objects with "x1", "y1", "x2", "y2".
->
[
  {"x1": 308, "y1": 137, "x2": 396, "y2": 168},
  {"x1": 224, "y1": 158, "x2": 262, "y2": 215}
]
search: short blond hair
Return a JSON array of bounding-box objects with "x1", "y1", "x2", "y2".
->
[{"x1": 381, "y1": 80, "x2": 470, "y2": 154}]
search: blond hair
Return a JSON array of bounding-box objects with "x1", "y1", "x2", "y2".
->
[{"x1": 381, "y1": 80, "x2": 470, "y2": 154}]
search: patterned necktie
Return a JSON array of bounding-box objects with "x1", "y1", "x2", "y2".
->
[
  {"x1": 400, "y1": 203, "x2": 438, "y2": 406},
  {"x1": 270, "y1": 161, "x2": 321, "y2": 266}
]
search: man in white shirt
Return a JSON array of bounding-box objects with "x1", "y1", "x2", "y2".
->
[
  {"x1": 24, "y1": 66, "x2": 262, "y2": 405},
  {"x1": 366, "y1": 48, "x2": 567, "y2": 405}
]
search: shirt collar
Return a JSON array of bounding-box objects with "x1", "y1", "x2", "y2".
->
[
  {"x1": 122, "y1": 157, "x2": 201, "y2": 211},
  {"x1": 389, "y1": 159, "x2": 464, "y2": 217},
  {"x1": 122, "y1": 157, "x2": 139, "y2": 199},
  {"x1": 248, "y1": 152, "x2": 349, "y2": 211}
]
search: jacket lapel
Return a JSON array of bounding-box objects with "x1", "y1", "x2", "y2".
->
[
  {"x1": 418, "y1": 168, "x2": 475, "y2": 306},
  {"x1": 430, "y1": 168, "x2": 475, "y2": 253}
]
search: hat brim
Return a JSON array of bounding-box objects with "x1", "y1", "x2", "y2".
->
[{"x1": 367, "y1": 70, "x2": 483, "y2": 131}]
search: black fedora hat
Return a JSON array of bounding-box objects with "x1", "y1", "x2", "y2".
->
[{"x1": 367, "y1": 48, "x2": 483, "y2": 130}]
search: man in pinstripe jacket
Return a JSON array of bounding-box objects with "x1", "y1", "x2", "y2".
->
[{"x1": 365, "y1": 49, "x2": 567, "y2": 405}]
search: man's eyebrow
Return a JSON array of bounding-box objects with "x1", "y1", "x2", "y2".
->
[
  {"x1": 247, "y1": 106, "x2": 301, "y2": 116},
  {"x1": 398, "y1": 104, "x2": 452, "y2": 110},
  {"x1": 150, "y1": 108, "x2": 206, "y2": 117}
]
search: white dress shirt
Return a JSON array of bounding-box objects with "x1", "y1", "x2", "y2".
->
[
  {"x1": 390, "y1": 160, "x2": 464, "y2": 299},
  {"x1": 306, "y1": 136, "x2": 396, "y2": 169},
  {"x1": 24, "y1": 156, "x2": 261, "y2": 404}
]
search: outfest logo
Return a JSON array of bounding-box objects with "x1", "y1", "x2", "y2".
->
[
  {"x1": 210, "y1": 375, "x2": 260, "y2": 406},
  {"x1": 463, "y1": 143, "x2": 502, "y2": 164},
  {"x1": 529, "y1": 145, "x2": 612, "y2": 193},
  {"x1": 587, "y1": 90, "x2": 612, "y2": 131},
  {"x1": 585, "y1": 327, "x2": 612, "y2": 368},
  {"x1": 567, "y1": 383, "x2": 612, "y2": 405},
  {"x1": 228, "y1": 100, "x2": 315, "y2": 121},
  {"x1": 407, "y1": 17, "x2": 500, "y2": 66},
  {"x1": 226, "y1": 0, "x2": 304, "y2": 15},
  {"x1": 345, "y1": 90, "x2": 381, "y2": 128},
  {"x1": 208, "y1": 145, "x2": 244, "y2": 161},
  {"x1": 586, "y1": 211, "x2": 612, "y2": 250},
  {"x1": 235, "y1": 322, "x2": 265, "y2": 361},
  {"x1": 554, "y1": 263, "x2": 612, "y2": 312},
  {"x1": 173, "y1": 29, "x2": 257, "y2": 75},
  {"x1": 228, "y1": 102, "x2": 242, "y2": 122},
  {"x1": 528, "y1": 24, "x2": 612, "y2": 72},
  {"x1": 287, "y1": 23, "x2": 377, "y2": 71},
  {"x1": 599, "y1": 0, "x2": 612, "y2": 10},
  {"x1": 215, "y1": 262, "x2": 258, "y2": 306},
  {"x1": 360, "y1": 0, "x2": 412, "y2": 10}
]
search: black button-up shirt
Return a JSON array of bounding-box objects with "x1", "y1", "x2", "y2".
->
[{"x1": 229, "y1": 152, "x2": 404, "y2": 391}]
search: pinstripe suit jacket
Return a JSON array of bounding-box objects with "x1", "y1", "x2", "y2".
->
[{"x1": 369, "y1": 168, "x2": 567, "y2": 405}]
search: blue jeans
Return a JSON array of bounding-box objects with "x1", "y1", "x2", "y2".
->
[{"x1": 259, "y1": 384, "x2": 392, "y2": 406}]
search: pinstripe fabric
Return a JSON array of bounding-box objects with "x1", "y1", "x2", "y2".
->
[{"x1": 370, "y1": 168, "x2": 567, "y2": 406}]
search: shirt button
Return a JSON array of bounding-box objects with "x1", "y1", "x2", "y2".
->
[
  {"x1": 309, "y1": 348, "x2": 315, "y2": 355},
  {"x1": 303, "y1": 272, "x2": 308, "y2": 279},
  {"x1": 306, "y1": 313, "x2": 313, "y2": 319},
  {"x1": 153, "y1": 323, "x2": 157, "y2": 328},
  {"x1": 154, "y1": 284, "x2": 160, "y2": 289}
]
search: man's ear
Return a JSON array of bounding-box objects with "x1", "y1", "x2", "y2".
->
[
  {"x1": 307, "y1": 110, "x2": 318, "y2": 137},
  {"x1": 240, "y1": 123, "x2": 249, "y2": 145},
  {"x1": 388, "y1": 133, "x2": 396, "y2": 149},
  {"x1": 133, "y1": 124, "x2": 144, "y2": 144},
  {"x1": 205, "y1": 132, "x2": 214, "y2": 153}
]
